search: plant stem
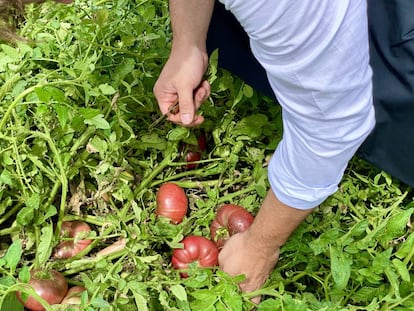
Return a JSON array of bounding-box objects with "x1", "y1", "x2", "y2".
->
[{"x1": 0, "y1": 202, "x2": 23, "y2": 226}]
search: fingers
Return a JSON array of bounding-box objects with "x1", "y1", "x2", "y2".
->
[{"x1": 161, "y1": 80, "x2": 210, "y2": 127}]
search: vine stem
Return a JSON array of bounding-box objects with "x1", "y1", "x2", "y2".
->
[
  {"x1": 27, "y1": 130, "x2": 67, "y2": 243},
  {"x1": 0, "y1": 80, "x2": 83, "y2": 132}
]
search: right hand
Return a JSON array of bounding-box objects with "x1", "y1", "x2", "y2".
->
[
  {"x1": 218, "y1": 229, "x2": 280, "y2": 304},
  {"x1": 153, "y1": 45, "x2": 210, "y2": 127}
]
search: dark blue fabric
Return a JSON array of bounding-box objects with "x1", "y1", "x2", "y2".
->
[
  {"x1": 206, "y1": 1, "x2": 414, "y2": 187},
  {"x1": 358, "y1": 0, "x2": 414, "y2": 187}
]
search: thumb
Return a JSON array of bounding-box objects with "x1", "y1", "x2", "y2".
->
[{"x1": 177, "y1": 89, "x2": 195, "y2": 125}]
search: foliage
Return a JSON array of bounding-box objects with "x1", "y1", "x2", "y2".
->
[{"x1": 0, "y1": 0, "x2": 413, "y2": 310}]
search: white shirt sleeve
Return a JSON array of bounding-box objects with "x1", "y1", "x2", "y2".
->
[{"x1": 218, "y1": 0, "x2": 375, "y2": 209}]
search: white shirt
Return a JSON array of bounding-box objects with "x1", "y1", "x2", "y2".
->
[{"x1": 219, "y1": 0, "x2": 375, "y2": 209}]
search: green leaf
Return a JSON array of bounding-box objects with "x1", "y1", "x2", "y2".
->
[
  {"x1": 170, "y1": 284, "x2": 187, "y2": 302},
  {"x1": 130, "y1": 292, "x2": 148, "y2": 311},
  {"x1": 330, "y1": 245, "x2": 352, "y2": 290},
  {"x1": 0, "y1": 170, "x2": 13, "y2": 186},
  {"x1": 395, "y1": 232, "x2": 414, "y2": 259},
  {"x1": 87, "y1": 136, "x2": 108, "y2": 154},
  {"x1": 18, "y1": 266, "x2": 30, "y2": 283},
  {"x1": 232, "y1": 114, "x2": 268, "y2": 138},
  {"x1": 35, "y1": 86, "x2": 52, "y2": 102},
  {"x1": 26, "y1": 193, "x2": 41, "y2": 210},
  {"x1": 167, "y1": 127, "x2": 189, "y2": 141},
  {"x1": 1, "y1": 44, "x2": 19, "y2": 60},
  {"x1": 258, "y1": 298, "x2": 281, "y2": 311},
  {"x1": 378, "y1": 208, "x2": 413, "y2": 246},
  {"x1": 384, "y1": 265, "x2": 401, "y2": 298},
  {"x1": 98, "y1": 83, "x2": 117, "y2": 95},
  {"x1": 3, "y1": 240, "x2": 22, "y2": 273},
  {"x1": 79, "y1": 108, "x2": 101, "y2": 119},
  {"x1": 54, "y1": 104, "x2": 70, "y2": 128},
  {"x1": 136, "y1": 133, "x2": 167, "y2": 150},
  {"x1": 36, "y1": 224, "x2": 54, "y2": 266},
  {"x1": 0, "y1": 292, "x2": 24, "y2": 311},
  {"x1": 392, "y1": 258, "x2": 410, "y2": 282},
  {"x1": 16, "y1": 207, "x2": 34, "y2": 225},
  {"x1": 243, "y1": 84, "x2": 254, "y2": 98},
  {"x1": 190, "y1": 289, "x2": 217, "y2": 301},
  {"x1": 90, "y1": 297, "x2": 110, "y2": 308},
  {"x1": 84, "y1": 114, "x2": 111, "y2": 130}
]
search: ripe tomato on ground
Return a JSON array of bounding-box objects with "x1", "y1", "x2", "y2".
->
[
  {"x1": 171, "y1": 235, "x2": 219, "y2": 278},
  {"x1": 156, "y1": 183, "x2": 188, "y2": 224},
  {"x1": 53, "y1": 221, "x2": 93, "y2": 259},
  {"x1": 210, "y1": 204, "x2": 254, "y2": 249},
  {"x1": 16, "y1": 269, "x2": 68, "y2": 311}
]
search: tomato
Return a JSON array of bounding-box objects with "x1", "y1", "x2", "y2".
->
[
  {"x1": 156, "y1": 183, "x2": 188, "y2": 224},
  {"x1": 196, "y1": 131, "x2": 207, "y2": 152},
  {"x1": 185, "y1": 151, "x2": 201, "y2": 169},
  {"x1": 16, "y1": 269, "x2": 68, "y2": 311},
  {"x1": 182, "y1": 131, "x2": 207, "y2": 169},
  {"x1": 61, "y1": 286, "x2": 86, "y2": 305},
  {"x1": 53, "y1": 221, "x2": 93, "y2": 259},
  {"x1": 171, "y1": 235, "x2": 219, "y2": 277},
  {"x1": 210, "y1": 204, "x2": 254, "y2": 249}
]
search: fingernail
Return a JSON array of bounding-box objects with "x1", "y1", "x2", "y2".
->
[{"x1": 181, "y1": 113, "x2": 193, "y2": 125}]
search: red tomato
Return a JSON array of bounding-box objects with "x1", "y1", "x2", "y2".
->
[
  {"x1": 61, "y1": 286, "x2": 86, "y2": 305},
  {"x1": 197, "y1": 131, "x2": 207, "y2": 152},
  {"x1": 156, "y1": 183, "x2": 188, "y2": 224},
  {"x1": 53, "y1": 221, "x2": 92, "y2": 259},
  {"x1": 185, "y1": 151, "x2": 201, "y2": 169},
  {"x1": 171, "y1": 235, "x2": 219, "y2": 278},
  {"x1": 16, "y1": 269, "x2": 68, "y2": 311},
  {"x1": 182, "y1": 131, "x2": 207, "y2": 169},
  {"x1": 210, "y1": 204, "x2": 254, "y2": 249}
]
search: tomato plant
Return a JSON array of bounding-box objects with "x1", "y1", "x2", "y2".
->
[
  {"x1": 16, "y1": 269, "x2": 68, "y2": 311},
  {"x1": 210, "y1": 204, "x2": 254, "y2": 249},
  {"x1": 171, "y1": 236, "x2": 219, "y2": 278},
  {"x1": 53, "y1": 221, "x2": 93, "y2": 259},
  {"x1": 156, "y1": 183, "x2": 188, "y2": 224}
]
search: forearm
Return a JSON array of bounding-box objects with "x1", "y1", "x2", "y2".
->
[
  {"x1": 247, "y1": 189, "x2": 313, "y2": 250},
  {"x1": 169, "y1": 0, "x2": 215, "y2": 49}
]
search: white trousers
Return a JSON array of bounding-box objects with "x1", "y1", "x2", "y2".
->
[{"x1": 218, "y1": 0, "x2": 376, "y2": 209}]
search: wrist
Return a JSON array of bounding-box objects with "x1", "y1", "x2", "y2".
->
[{"x1": 245, "y1": 189, "x2": 314, "y2": 250}]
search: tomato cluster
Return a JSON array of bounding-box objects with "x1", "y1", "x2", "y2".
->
[{"x1": 156, "y1": 181, "x2": 255, "y2": 277}]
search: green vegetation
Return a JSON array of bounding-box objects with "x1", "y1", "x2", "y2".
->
[{"x1": 0, "y1": 1, "x2": 413, "y2": 310}]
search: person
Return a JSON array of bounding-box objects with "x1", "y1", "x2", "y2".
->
[
  {"x1": 3, "y1": 0, "x2": 412, "y2": 304},
  {"x1": 153, "y1": 0, "x2": 376, "y2": 300},
  {"x1": 205, "y1": 0, "x2": 414, "y2": 189}
]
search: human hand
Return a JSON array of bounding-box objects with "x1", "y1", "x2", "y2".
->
[
  {"x1": 218, "y1": 229, "x2": 280, "y2": 304},
  {"x1": 153, "y1": 45, "x2": 210, "y2": 127}
]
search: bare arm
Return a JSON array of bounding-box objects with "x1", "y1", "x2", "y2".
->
[
  {"x1": 153, "y1": 0, "x2": 215, "y2": 126},
  {"x1": 169, "y1": 0, "x2": 215, "y2": 48},
  {"x1": 219, "y1": 189, "x2": 313, "y2": 301}
]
